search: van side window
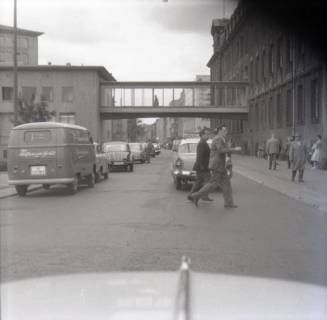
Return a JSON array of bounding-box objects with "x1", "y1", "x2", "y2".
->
[{"x1": 24, "y1": 131, "x2": 51, "y2": 144}]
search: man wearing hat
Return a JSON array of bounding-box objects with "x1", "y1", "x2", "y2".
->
[{"x1": 289, "y1": 133, "x2": 307, "y2": 182}]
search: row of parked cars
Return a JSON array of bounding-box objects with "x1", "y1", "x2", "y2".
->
[{"x1": 7, "y1": 122, "x2": 161, "y2": 196}]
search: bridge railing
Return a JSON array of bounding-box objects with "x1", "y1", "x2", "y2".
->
[{"x1": 100, "y1": 81, "x2": 248, "y2": 108}]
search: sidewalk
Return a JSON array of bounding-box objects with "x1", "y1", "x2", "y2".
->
[
  {"x1": 233, "y1": 155, "x2": 327, "y2": 213},
  {"x1": 0, "y1": 172, "x2": 42, "y2": 199}
]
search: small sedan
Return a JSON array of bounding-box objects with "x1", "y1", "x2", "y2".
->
[
  {"x1": 129, "y1": 143, "x2": 146, "y2": 163},
  {"x1": 171, "y1": 138, "x2": 199, "y2": 190},
  {"x1": 103, "y1": 141, "x2": 134, "y2": 172},
  {"x1": 153, "y1": 143, "x2": 161, "y2": 155}
]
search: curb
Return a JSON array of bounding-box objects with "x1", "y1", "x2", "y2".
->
[
  {"x1": 233, "y1": 166, "x2": 327, "y2": 214},
  {"x1": 0, "y1": 185, "x2": 43, "y2": 200}
]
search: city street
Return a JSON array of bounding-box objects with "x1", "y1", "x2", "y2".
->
[{"x1": 1, "y1": 150, "x2": 326, "y2": 287}]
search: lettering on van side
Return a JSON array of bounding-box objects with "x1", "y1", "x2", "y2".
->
[{"x1": 19, "y1": 149, "x2": 56, "y2": 158}]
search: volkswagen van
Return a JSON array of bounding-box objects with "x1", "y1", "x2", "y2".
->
[{"x1": 7, "y1": 122, "x2": 96, "y2": 196}]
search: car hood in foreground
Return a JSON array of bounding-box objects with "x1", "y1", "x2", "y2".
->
[
  {"x1": 1, "y1": 272, "x2": 326, "y2": 319},
  {"x1": 177, "y1": 153, "x2": 196, "y2": 171}
]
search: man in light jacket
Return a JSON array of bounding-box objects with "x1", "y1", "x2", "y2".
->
[{"x1": 266, "y1": 133, "x2": 280, "y2": 170}]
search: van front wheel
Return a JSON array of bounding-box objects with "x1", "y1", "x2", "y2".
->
[
  {"x1": 16, "y1": 185, "x2": 28, "y2": 196},
  {"x1": 87, "y1": 173, "x2": 95, "y2": 188}
]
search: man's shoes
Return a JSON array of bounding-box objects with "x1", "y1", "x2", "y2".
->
[
  {"x1": 191, "y1": 193, "x2": 200, "y2": 207},
  {"x1": 187, "y1": 195, "x2": 193, "y2": 201},
  {"x1": 224, "y1": 204, "x2": 238, "y2": 208},
  {"x1": 298, "y1": 179, "x2": 304, "y2": 183},
  {"x1": 201, "y1": 196, "x2": 214, "y2": 201}
]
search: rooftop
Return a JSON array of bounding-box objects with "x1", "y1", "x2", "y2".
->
[
  {"x1": 0, "y1": 24, "x2": 43, "y2": 37},
  {"x1": 0, "y1": 65, "x2": 116, "y2": 81}
]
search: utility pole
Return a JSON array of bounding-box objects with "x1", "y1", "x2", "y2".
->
[
  {"x1": 13, "y1": 0, "x2": 18, "y2": 126},
  {"x1": 291, "y1": 36, "x2": 296, "y2": 136}
]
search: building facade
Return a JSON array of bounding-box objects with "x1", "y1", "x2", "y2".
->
[
  {"x1": 208, "y1": 2, "x2": 327, "y2": 163},
  {"x1": 0, "y1": 65, "x2": 116, "y2": 160},
  {"x1": 0, "y1": 25, "x2": 42, "y2": 66}
]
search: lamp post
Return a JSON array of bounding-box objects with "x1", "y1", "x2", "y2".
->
[
  {"x1": 291, "y1": 36, "x2": 296, "y2": 137},
  {"x1": 13, "y1": 0, "x2": 18, "y2": 126}
]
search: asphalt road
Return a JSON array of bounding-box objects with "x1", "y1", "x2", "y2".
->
[{"x1": 1, "y1": 150, "x2": 326, "y2": 287}]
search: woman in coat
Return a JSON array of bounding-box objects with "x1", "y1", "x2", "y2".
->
[
  {"x1": 311, "y1": 134, "x2": 322, "y2": 169},
  {"x1": 289, "y1": 134, "x2": 307, "y2": 182}
]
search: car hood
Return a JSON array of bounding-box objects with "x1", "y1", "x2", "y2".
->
[
  {"x1": 2, "y1": 272, "x2": 326, "y2": 319},
  {"x1": 178, "y1": 153, "x2": 196, "y2": 171}
]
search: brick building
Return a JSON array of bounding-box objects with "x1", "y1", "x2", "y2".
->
[{"x1": 208, "y1": 1, "x2": 327, "y2": 164}]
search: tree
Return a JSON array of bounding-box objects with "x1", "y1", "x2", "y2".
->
[{"x1": 12, "y1": 95, "x2": 56, "y2": 125}]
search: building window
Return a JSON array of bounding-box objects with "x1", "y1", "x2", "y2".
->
[
  {"x1": 18, "y1": 37, "x2": 28, "y2": 48},
  {"x1": 22, "y1": 87, "x2": 36, "y2": 103},
  {"x1": 269, "y1": 44, "x2": 274, "y2": 75},
  {"x1": 277, "y1": 37, "x2": 283, "y2": 70},
  {"x1": 262, "y1": 50, "x2": 266, "y2": 80},
  {"x1": 41, "y1": 87, "x2": 54, "y2": 102},
  {"x1": 286, "y1": 36, "x2": 293, "y2": 72},
  {"x1": 255, "y1": 55, "x2": 260, "y2": 83},
  {"x1": 286, "y1": 89, "x2": 292, "y2": 127},
  {"x1": 59, "y1": 112, "x2": 75, "y2": 124},
  {"x1": 276, "y1": 93, "x2": 283, "y2": 128},
  {"x1": 255, "y1": 103, "x2": 259, "y2": 131},
  {"x1": 297, "y1": 85, "x2": 305, "y2": 124},
  {"x1": 311, "y1": 79, "x2": 320, "y2": 123},
  {"x1": 2, "y1": 87, "x2": 13, "y2": 101},
  {"x1": 250, "y1": 60, "x2": 254, "y2": 85},
  {"x1": 268, "y1": 96, "x2": 274, "y2": 129},
  {"x1": 62, "y1": 87, "x2": 74, "y2": 102},
  {"x1": 261, "y1": 100, "x2": 266, "y2": 130}
]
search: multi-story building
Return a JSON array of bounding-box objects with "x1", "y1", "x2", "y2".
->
[
  {"x1": 0, "y1": 24, "x2": 42, "y2": 66},
  {"x1": 208, "y1": 2, "x2": 327, "y2": 163},
  {"x1": 0, "y1": 65, "x2": 116, "y2": 160}
]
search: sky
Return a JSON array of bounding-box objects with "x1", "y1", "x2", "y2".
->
[{"x1": 0, "y1": 0, "x2": 238, "y2": 123}]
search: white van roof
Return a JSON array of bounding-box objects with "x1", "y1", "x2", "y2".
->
[{"x1": 13, "y1": 122, "x2": 88, "y2": 131}]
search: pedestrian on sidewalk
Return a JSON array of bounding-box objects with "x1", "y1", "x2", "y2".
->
[
  {"x1": 190, "y1": 125, "x2": 241, "y2": 209},
  {"x1": 187, "y1": 128, "x2": 213, "y2": 202},
  {"x1": 311, "y1": 134, "x2": 322, "y2": 169},
  {"x1": 266, "y1": 133, "x2": 280, "y2": 170},
  {"x1": 289, "y1": 133, "x2": 307, "y2": 182},
  {"x1": 284, "y1": 136, "x2": 294, "y2": 169}
]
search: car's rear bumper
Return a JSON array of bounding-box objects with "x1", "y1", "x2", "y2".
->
[{"x1": 8, "y1": 178, "x2": 74, "y2": 185}]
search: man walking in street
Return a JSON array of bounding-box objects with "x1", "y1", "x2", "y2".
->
[
  {"x1": 266, "y1": 133, "x2": 280, "y2": 170},
  {"x1": 284, "y1": 136, "x2": 294, "y2": 169},
  {"x1": 289, "y1": 133, "x2": 307, "y2": 182},
  {"x1": 187, "y1": 128, "x2": 213, "y2": 202},
  {"x1": 190, "y1": 125, "x2": 241, "y2": 209}
]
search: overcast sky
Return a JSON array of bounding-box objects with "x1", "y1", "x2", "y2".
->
[{"x1": 0, "y1": 0, "x2": 237, "y2": 81}]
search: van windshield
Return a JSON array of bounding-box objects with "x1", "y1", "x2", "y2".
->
[
  {"x1": 24, "y1": 131, "x2": 52, "y2": 144},
  {"x1": 103, "y1": 144, "x2": 128, "y2": 152}
]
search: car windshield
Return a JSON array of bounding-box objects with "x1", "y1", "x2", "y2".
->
[
  {"x1": 103, "y1": 144, "x2": 127, "y2": 152},
  {"x1": 129, "y1": 144, "x2": 142, "y2": 151},
  {"x1": 179, "y1": 143, "x2": 197, "y2": 154},
  {"x1": 2, "y1": 2, "x2": 327, "y2": 317}
]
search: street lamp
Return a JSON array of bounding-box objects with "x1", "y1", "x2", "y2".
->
[{"x1": 13, "y1": 0, "x2": 18, "y2": 126}]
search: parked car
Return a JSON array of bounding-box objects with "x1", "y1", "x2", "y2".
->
[
  {"x1": 7, "y1": 122, "x2": 96, "y2": 196},
  {"x1": 153, "y1": 142, "x2": 161, "y2": 155},
  {"x1": 94, "y1": 143, "x2": 109, "y2": 181},
  {"x1": 129, "y1": 142, "x2": 146, "y2": 163},
  {"x1": 171, "y1": 138, "x2": 199, "y2": 190},
  {"x1": 103, "y1": 141, "x2": 134, "y2": 172}
]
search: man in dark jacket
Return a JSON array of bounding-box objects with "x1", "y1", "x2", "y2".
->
[
  {"x1": 187, "y1": 128, "x2": 213, "y2": 201},
  {"x1": 190, "y1": 125, "x2": 241, "y2": 208}
]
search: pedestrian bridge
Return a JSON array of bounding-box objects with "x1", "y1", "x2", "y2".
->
[{"x1": 100, "y1": 81, "x2": 249, "y2": 119}]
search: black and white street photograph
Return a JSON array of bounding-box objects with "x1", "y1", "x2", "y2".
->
[{"x1": 0, "y1": 0, "x2": 327, "y2": 318}]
